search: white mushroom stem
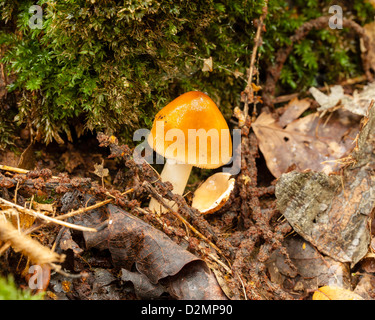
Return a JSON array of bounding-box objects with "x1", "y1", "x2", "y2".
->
[{"x1": 149, "y1": 159, "x2": 193, "y2": 213}]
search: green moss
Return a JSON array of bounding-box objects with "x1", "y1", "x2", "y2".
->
[
  {"x1": 0, "y1": 0, "x2": 374, "y2": 148},
  {"x1": 0, "y1": 275, "x2": 43, "y2": 300}
]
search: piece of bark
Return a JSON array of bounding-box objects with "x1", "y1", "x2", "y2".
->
[{"x1": 276, "y1": 102, "x2": 375, "y2": 267}]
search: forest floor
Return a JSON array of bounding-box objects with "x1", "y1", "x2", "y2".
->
[
  {"x1": 1, "y1": 10, "x2": 375, "y2": 301},
  {"x1": 1, "y1": 83, "x2": 375, "y2": 300}
]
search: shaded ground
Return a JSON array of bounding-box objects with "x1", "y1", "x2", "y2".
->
[{"x1": 1, "y1": 114, "x2": 374, "y2": 300}]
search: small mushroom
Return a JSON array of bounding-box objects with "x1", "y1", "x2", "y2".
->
[
  {"x1": 191, "y1": 172, "x2": 235, "y2": 214},
  {"x1": 147, "y1": 91, "x2": 232, "y2": 213}
]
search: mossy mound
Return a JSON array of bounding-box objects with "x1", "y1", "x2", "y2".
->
[{"x1": 0, "y1": 0, "x2": 374, "y2": 149}]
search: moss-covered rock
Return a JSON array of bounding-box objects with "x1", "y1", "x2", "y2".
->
[{"x1": 0, "y1": 0, "x2": 374, "y2": 149}]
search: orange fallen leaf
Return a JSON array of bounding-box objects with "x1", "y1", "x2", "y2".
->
[{"x1": 313, "y1": 286, "x2": 364, "y2": 300}]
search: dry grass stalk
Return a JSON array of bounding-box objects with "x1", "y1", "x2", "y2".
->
[{"x1": 0, "y1": 218, "x2": 65, "y2": 265}]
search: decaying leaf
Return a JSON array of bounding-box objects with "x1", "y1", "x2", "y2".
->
[
  {"x1": 61, "y1": 146, "x2": 86, "y2": 173},
  {"x1": 121, "y1": 268, "x2": 165, "y2": 299},
  {"x1": 353, "y1": 273, "x2": 375, "y2": 300},
  {"x1": 252, "y1": 99, "x2": 359, "y2": 177},
  {"x1": 59, "y1": 228, "x2": 83, "y2": 254},
  {"x1": 32, "y1": 202, "x2": 54, "y2": 213},
  {"x1": 361, "y1": 21, "x2": 375, "y2": 72},
  {"x1": 277, "y1": 97, "x2": 311, "y2": 128},
  {"x1": 77, "y1": 200, "x2": 227, "y2": 299},
  {"x1": 266, "y1": 237, "x2": 351, "y2": 293},
  {"x1": 309, "y1": 85, "x2": 345, "y2": 112},
  {"x1": 313, "y1": 286, "x2": 364, "y2": 300},
  {"x1": 276, "y1": 103, "x2": 375, "y2": 267},
  {"x1": 18, "y1": 142, "x2": 35, "y2": 170},
  {"x1": 310, "y1": 82, "x2": 375, "y2": 116},
  {"x1": 93, "y1": 162, "x2": 109, "y2": 179},
  {"x1": 165, "y1": 260, "x2": 227, "y2": 300}
]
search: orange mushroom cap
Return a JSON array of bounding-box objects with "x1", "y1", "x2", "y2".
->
[{"x1": 147, "y1": 91, "x2": 232, "y2": 169}]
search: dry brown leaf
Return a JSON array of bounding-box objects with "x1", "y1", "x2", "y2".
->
[
  {"x1": 361, "y1": 21, "x2": 375, "y2": 72},
  {"x1": 313, "y1": 286, "x2": 364, "y2": 300},
  {"x1": 310, "y1": 82, "x2": 375, "y2": 116},
  {"x1": 309, "y1": 85, "x2": 345, "y2": 113},
  {"x1": 277, "y1": 97, "x2": 311, "y2": 127},
  {"x1": 80, "y1": 201, "x2": 227, "y2": 300},
  {"x1": 61, "y1": 146, "x2": 86, "y2": 173},
  {"x1": 93, "y1": 162, "x2": 109, "y2": 179},
  {"x1": 32, "y1": 202, "x2": 54, "y2": 213},
  {"x1": 252, "y1": 107, "x2": 359, "y2": 178},
  {"x1": 267, "y1": 237, "x2": 351, "y2": 293},
  {"x1": 18, "y1": 142, "x2": 35, "y2": 170},
  {"x1": 353, "y1": 273, "x2": 375, "y2": 300}
]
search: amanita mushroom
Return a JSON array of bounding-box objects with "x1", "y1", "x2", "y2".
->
[
  {"x1": 147, "y1": 91, "x2": 232, "y2": 213},
  {"x1": 191, "y1": 172, "x2": 235, "y2": 214}
]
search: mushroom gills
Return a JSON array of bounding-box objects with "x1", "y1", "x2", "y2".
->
[{"x1": 192, "y1": 172, "x2": 235, "y2": 214}]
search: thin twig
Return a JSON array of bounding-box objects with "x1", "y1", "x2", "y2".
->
[
  {"x1": 241, "y1": 0, "x2": 268, "y2": 121},
  {"x1": 271, "y1": 74, "x2": 368, "y2": 104},
  {"x1": 144, "y1": 182, "x2": 224, "y2": 256},
  {"x1": 0, "y1": 164, "x2": 59, "y2": 179},
  {"x1": 0, "y1": 165, "x2": 30, "y2": 175},
  {"x1": 56, "y1": 188, "x2": 134, "y2": 221},
  {"x1": 0, "y1": 197, "x2": 97, "y2": 232},
  {"x1": 50, "y1": 263, "x2": 88, "y2": 279}
]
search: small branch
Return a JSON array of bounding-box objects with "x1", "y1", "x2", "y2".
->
[{"x1": 134, "y1": 206, "x2": 232, "y2": 274}]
